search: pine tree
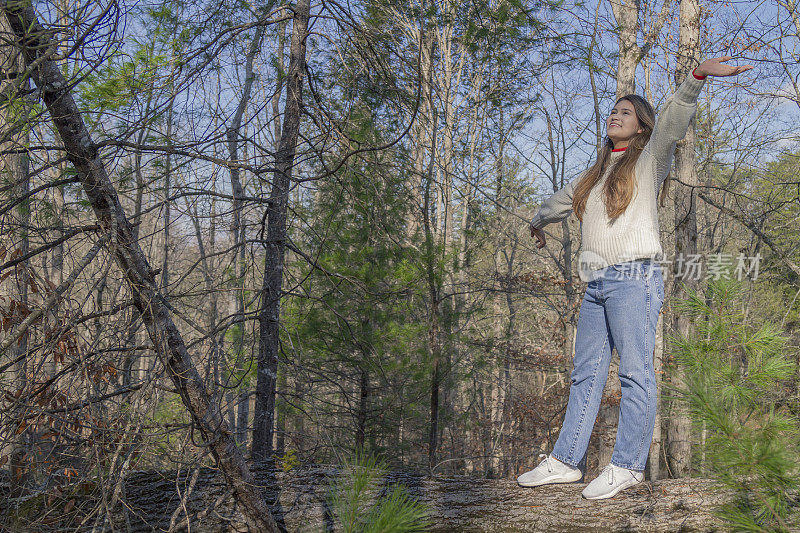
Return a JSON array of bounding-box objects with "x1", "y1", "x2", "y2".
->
[
  {"x1": 326, "y1": 450, "x2": 433, "y2": 533},
  {"x1": 667, "y1": 275, "x2": 800, "y2": 531}
]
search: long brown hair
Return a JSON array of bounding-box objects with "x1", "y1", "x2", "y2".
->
[{"x1": 572, "y1": 94, "x2": 658, "y2": 221}]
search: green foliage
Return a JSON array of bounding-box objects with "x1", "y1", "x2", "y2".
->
[
  {"x1": 280, "y1": 87, "x2": 432, "y2": 459},
  {"x1": 148, "y1": 393, "x2": 194, "y2": 461},
  {"x1": 326, "y1": 451, "x2": 433, "y2": 533},
  {"x1": 81, "y1": 45, "x2": 165, "y2": 113},
  {"x1": 667, "y1": 276, "x2": 800, "y2": 532},
  {"x1": 278, "y1": 448, "x2": 300, "y2": 472}
]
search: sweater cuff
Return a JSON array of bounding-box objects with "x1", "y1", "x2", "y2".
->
[
  {"x1": 529, "y1": 214, "x2": 543, "y2": 230},
  {"x1": 675, "y1": 71, "x2": 706, "y2": 105},
  {"x1": 692, "y1": 67, "x2": 706, "y2": 80}
]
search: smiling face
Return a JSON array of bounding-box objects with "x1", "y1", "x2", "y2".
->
[{"x1": 606, "y1": 99, "x2": 644, "y2": 148}]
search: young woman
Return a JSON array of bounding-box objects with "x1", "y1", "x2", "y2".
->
[{"x1": 519, "y1": 57, "x2": 752, "y2": 499}]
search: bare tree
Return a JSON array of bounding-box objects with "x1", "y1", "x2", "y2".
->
[
  {"x1": 0, "y1": 4, "x2": 280, "y2": 530},
  {"x1": 252, "y1": 0, "x2": 311, "y2": 462}
]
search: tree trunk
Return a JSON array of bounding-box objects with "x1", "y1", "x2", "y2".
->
[
  {"x1": 269, "y1": 11, "x2": 288, "y2": 459},
  {"x1": 161, "y1": 103, "x2": 173, "y2": 291},
  {"x1": 356, "y1": 366, "x2": 368, "y2": 451},
  {"x1": 122, "y1": 97, "x2": 151, "y2": 388},
  {"x1": 405, "y1": 29, "x2": 433, "y2": 241},
  {"x1": 0, "y1": 11, "x2": 30, "y2": 496},
  {"x1": 8, "y1": 132, "x2": 30, "y2": 498},
  {"x1": 294, "y1": 362, "x2": 305, "y2": 455},
  {"x1": 667, "y1": 0, "x2": 702, "y2": 478},
  {"x1": 0, "y1": 5, "x2": 280, "y2": 531},
  {"x1": 236, "y1": 392, "x2": 250, "y2": 448},
  {"x1": 252, "y1": 0, "x2": 311, "y2": 462},
  {"x1": 275, "y1": 364, "x2": 286, "y2": 457},
  {"x1": 414, "y1": 32, "x2": 442, "y2": 471},
  {"x1": 488, "y1": 110, "x2": 508, "y2": 478},
  {"x1": 649, "y1": 307, "x2": 665, "y2": 480},
  {"x1": 425, "y1": 198, "x2": 442, "y2": 473},
  {"x1": 502, "y1": 253, "x2": 517, "y2": 478},
  {"x1": 226, "y1": 13, "x2": 264, "y2": 451}
]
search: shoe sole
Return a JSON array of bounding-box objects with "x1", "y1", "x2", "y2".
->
[
  {"x1": 581, "y1": 479, "x2": 640, "y2": 499},
  {"x1": 517, "y1": 472, "x2": 583, "y2": 488}
]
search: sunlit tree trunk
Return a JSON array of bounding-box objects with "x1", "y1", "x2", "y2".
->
[
  {"x1": 404, "y1": 27, "x2": 432, "y2": 241},
  {"x1": 424, "y1": 115, "x2": 442, "y2": 472},
  {"x1": 0, "y1": 11, "x2": 30, "y2": 496},
  {"x1": 666, "y1": 0, "x2": 703, "y2": 479}
]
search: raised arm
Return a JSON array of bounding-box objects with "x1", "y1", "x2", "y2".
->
[
  {"x1": 645, "y1": 56, "x2": 753, "y2": 191},
  {"x1": 643, "y1": 69, "x2": 706, "y2": 191}
]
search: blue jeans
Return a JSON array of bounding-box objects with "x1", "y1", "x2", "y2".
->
[{"x1": 551, "y1": 259, "x2": 664, "y2": 472}]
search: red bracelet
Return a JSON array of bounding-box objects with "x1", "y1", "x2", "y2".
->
[{"x1": 692, "y1": 67, "x2": 707, "y2": 80}]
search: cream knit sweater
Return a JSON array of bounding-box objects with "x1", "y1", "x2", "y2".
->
[{"x1": 529, "y1": 71, "x2": 707, "y2": 282}]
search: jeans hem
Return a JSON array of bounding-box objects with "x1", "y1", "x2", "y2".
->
[
  {"x1": 550, "y1": 451, "x2": 580, "y2": 469},
  {"x1": 609, "y1": 460, "x2": 645, "y2": 473}
]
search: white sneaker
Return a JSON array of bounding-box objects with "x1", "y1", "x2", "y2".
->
[
  {"x1": 517, "y1": 453, "x2": 583, "y2": 487},
  {"x1": 581, "y1": 463, "x2": 644, "y2": 499}
]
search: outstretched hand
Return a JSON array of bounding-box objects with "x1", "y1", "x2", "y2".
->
[
  {"x1": 695, "y1": 56, "x2": 753, "y2": 77},
  {"x1": 530, "y1": 223, "x2": 546, "y2": 249}
]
